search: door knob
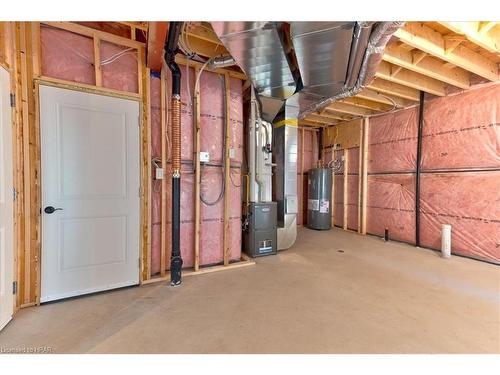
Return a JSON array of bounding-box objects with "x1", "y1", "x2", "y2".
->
[{"x1": 44, "y1": 206, "x2": 63, "y2": 214}]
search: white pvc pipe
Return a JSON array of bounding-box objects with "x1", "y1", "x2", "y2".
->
[{"x1": 441, "y1": 224, "x2": 451, "y2": 258}]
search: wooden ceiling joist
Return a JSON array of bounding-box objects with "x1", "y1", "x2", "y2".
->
[
  {"x1": 355, "y1": 88, "x2": 414, "y2": 108},
  {"x1": 340, "y1": 96, "x2": 393, "y2": 112},
  {"x1": 300, "y1": 119, "x2": 328, "y2": 127},
  {"x1": 367, "y1": 78, "x2": 421, "y2": 101},
  {"x1": 437, "y1": 22, "x2": 500, "y2": 54},
  {"x1": 394, "y1": 22, "x2": 499, "y2": 82},
  {"x1": 305, "y1": 113, "x2": 340, "y2": 125},
  {"x1": 375, "y1": 61, "x2": 446, "y2": 96},
  {"x1": 326, "y1": 102, "x2": 375, "y2": 117},
  {"x1": 383, "y1": 43, "x2": 471, "y2": 89}
]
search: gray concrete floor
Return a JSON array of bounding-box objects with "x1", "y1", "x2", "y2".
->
[{"x1": 1, "y1": 227, "x2": 499, "y2": 353}]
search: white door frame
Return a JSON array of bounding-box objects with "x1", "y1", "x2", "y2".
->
[
  {"x1": 39, "y1": 84, "x2": 142, "y2": 302},
  {"x1": 0, "y1": 65, "x2": 14, "y2": 330}
]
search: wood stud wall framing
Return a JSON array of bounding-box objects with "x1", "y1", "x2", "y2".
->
[{"x1": 0, "y1": 21, "x2": 253, "y2": 308}]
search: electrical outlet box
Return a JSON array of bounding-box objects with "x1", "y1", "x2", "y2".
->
[
  {"x1": 229, "y1": 148, "x2": 236, "y2": 159},
  {"x1": 155, "y1": 167, "x2": 164, "y2": 180},
  {"x1": 200, "y1": 151, "x2": 210, "y2": 163}
]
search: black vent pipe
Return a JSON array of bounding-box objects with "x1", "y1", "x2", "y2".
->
[{"x1": 165, "y1": 21, "x2": 183, "y2": 286}]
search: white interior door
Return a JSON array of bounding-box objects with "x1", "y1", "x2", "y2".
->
[
  {"x1": 0, "y1": 66, "x2": 14, "y2": 331},
  {"x1": 40, "y1": 85, "x2": 140, "y2": 303}
]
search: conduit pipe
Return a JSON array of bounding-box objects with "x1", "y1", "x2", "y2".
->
[{"x1": 165, "y1": 21, "x2": 183, "y2": 286}]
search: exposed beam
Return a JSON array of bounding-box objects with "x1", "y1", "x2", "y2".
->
[
  {"x1": 394, "y1": 22, "x2": 499, "y2": 82},
  {"x1": 300, "y1": 119, "x2": 329, "y2": 127},
  {"x1": 376, "y1": 61, "x2": 447, "y2": 96},
  {"x1": 367, "y1": 78, "x2": 421, "y2": 101},
  {"x1": 326, "y1": 102, "x2": 375, "y2": 117},
  {"x1": 306, "y1": 113, "x2": 340, "y2": 125},
  {"x1": 355, "y1": 88, "x2": 414, "y2": 108},
  {"x1": 438, "y1": 22, "x2": 500, "y2": 53},
  {"x1": 478, "y1": 22, "x2": 497, "y2": 34},
  {"x1": 317, "y1": 110, "x2": 354, "y2": 121},
  {"x1": 340, "y1": 96, "x2": 393, "y2": 112},
  {"x1": 383, "y1": 43, "x2": 471, "y2": 89},
  {"x1": 146, "y1": 22, "x2": 168, "y2": 71}
]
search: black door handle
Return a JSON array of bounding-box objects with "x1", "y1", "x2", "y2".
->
[{"x1": 44, "y1": 206, "x2": 63, "y2": 214}]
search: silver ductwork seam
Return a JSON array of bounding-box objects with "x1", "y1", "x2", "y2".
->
[{"x1": 299, "y1": 21, "x2": 404, "y2": 118}]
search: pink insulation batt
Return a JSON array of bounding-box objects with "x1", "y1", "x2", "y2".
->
[
  {"x1": 41, "y1": 26, "x2": 95, "y2": 86},
  {"x1": 41, "y1": 25, "x2": 138, "y2": 93},
  {"x1": 152, "y1": 67, "x2": 243, "y2": 274},
  {"x1": 420, "y1": 172, "x2": 500, "y2": 263},
  {"x1": 367, "y1": 174, "x2": 416, "y2": 244},
  {"x1": 333, "y1": 149, "x2": 344, "y2": 228},
  {"x1": 297, "y1": 129, "x2": 319, "y2": 226},
  {"x1": 421, "y1": 84, "x2": 500, "y2": 170},
  {"x1": 419, "y1": 83, "x2": 500, "y2": 263},
  {"x1": 366, "y1": 105, "x2": 417, "y2": 243},
  {"x1": 347, "y1": 147, "x2": 360, "y2": 231},
  {"x1": 368, "y1": 107, "x2": 418, "y2": 173}
]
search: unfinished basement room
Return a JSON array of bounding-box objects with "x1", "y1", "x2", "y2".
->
[{"x1": 0, "y1": 2, "x2": 499, "y2": 369}]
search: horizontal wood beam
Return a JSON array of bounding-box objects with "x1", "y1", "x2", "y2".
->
[
  {"x1": 438, "y1": 21, "x2": 499, "y2": 53},
  {"x1": 376, "y1": 60, "x2": 446, "y2": 96},
  {"x1": 146, "y1": 22, "x2": 168, "y2": 71},
  {"x1": 383, "y1": 43, "x2": 471, "y2": 89},
  {"x1": 355, "y1": 88, "x2": 414, "y2": 108},
  {"x1": 299, "y1": 119, "x2": 327, "y2": 127},
  {"x1": 367, "y1": 78, "x2": 420, "y2": 101},
  {"x1": 340, "y1": 96, "x2": 393, "y2": 112},
  {"x1": 305, "y1": 113, "x2": 340, "y2": 125},
  {"x1": 317, "y1": 109, "x2": 354, "y2": 121},
  {"x1": 394, "y1": 22, "x2": 499, "y2": 82},
  {"x1": 326, "y1": 102, "x2": 375, "y2": 117},
  {"x1": 42, "y1": 22, "x2": 145, "y2": 49}
]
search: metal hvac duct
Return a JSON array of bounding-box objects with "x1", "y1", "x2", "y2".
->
[
  {"x1": 211, "y1": 22, "x2": 297, "y2": 122},
  {"x1": 273, "y1": 101, "x2": 299, "y2": 250},
  {"x1": 211, "y1": 21, "x2": 402, "y2": 250}
]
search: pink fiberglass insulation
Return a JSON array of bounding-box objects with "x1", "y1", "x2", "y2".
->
[
  {"x1": 333, "y1": 149, "x2": 344, "y2": 227},
  {"x1": 41, "y1": 25, "x2": 95, "y2": 85},
  {"x1": 302, "y1": 129, "x2": 318, "y2": 171},
  {"x1": 100, "y1": 41, "x2": 138, "y2": 93},
  {"x1": 347, "y1": 148, "x2": 360, "y2": 231},
  {"x1": 421, "y1": 84, "x2": 500, "y2": 170},
  {"x1": 150, "y1": 67, "x2": 243, "y2": 274},
  {"x1": 297, "y1": 129, "x2": 319, "y2": 225},
  {"x1": 41, "y1": 26, "x2": 139, "y2": 94},
  {"x1": 368, "y1": 106, "x2": 418, "y2": 173},
  {"x1": 420, "y1": 171, "x2": 500, "y2": 263},
  {"x1": 366, "y1": 174, "x2": 416, "y2": 244},
  {"x1": 150, "y1": 76, "x2": 162, "y2": 274}
]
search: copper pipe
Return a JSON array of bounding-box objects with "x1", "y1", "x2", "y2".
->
[{"x1": 171, "y1": 96, "x2": 181, "y2": 173}]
